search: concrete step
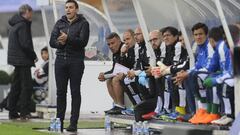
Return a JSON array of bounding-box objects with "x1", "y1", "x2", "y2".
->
[{"x1": 107, "y1": 114, "x2": 229, "y2": 135}]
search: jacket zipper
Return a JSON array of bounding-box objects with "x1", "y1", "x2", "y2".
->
[{"x1": 64, "y1": 23, "x2": 70, "y2": 60}]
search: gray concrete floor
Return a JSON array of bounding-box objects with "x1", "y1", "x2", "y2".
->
[{"x1": 39, "y1": 128, "x2": 132, "y2": 135}]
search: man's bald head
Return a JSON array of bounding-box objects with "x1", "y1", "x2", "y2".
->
[
  {"x1": 149, "y1": 30, "x2": 162, "y2": 50},
  {"x1": 134, "y1": 26, "x2": 144, "y2": 44},
  {"x1": 123, "y1": 29, "x2": 135, "y2": 48}
]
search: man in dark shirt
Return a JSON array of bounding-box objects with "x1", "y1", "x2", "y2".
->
[
  {"x1": 49, "y1": 0, "x2": 89, "y2": 132},
  {"x1": 98, "y1": 32, "x2": 134, "y2": 114}
]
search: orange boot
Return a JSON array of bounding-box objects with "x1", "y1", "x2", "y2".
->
[
  {"x1": 189, "y1": 108, "x2": 208, "y2": 124},
  {"x1": 188, "y1": 108, "x2": 207, "y2": 123},
  {"x1": 191, "y1": 112, "x2": 210, "y2": 124},
  {"x1": 199, "y1": 114, "x2": 220, "y2": 124}
]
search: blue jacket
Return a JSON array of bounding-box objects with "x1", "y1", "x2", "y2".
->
[
  {"x1": 206, "y1": 40, "x2": 231, "y2": 73},
  {"x1": 205, "y1": 40, "x2": 233, "y2": 85},
  {"x1": 190, "y1": 39, "x2": 214, "y2": 71}
]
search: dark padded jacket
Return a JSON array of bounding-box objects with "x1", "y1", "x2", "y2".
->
[
  {"x1": 49, "y1": 14, "x2": 89, "y2": 60},
  {"x1": 7, "y1": 14, "x2": 37, "y2": 66}
]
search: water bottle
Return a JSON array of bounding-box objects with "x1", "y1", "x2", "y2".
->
[
  {"x1": 136, "y1": 121, "x2": 143, "y2": 135},
  {"x1": 105, "y1": 115, "x2": 111, "y2": 132},
  {"x1": 132, "y1": 121, "x2": 137, "y2": 135},
  {"x1": 143, "y1": 121, "x2": 149, "y2": 135},
  {"x1": 55, "y1": 118, "x2": 61, "y2": 132},
  {"x1": 49, "y1": 118, "x2": 56, "y2": 132}
]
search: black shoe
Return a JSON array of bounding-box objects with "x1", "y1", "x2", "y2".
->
[
  {"x1": 20, "y1": 114, "x2": 31, "y2": 121},
  {"x1": 104, "y1": 106, "x2": 116, "y2": 114},
  {"x1": 107, "y1": 106, "x2": 125, "y2": 115},
  {"x1": 66, "y1": 124, "x2": 77, "y2": 132},
  {"x1": 9, "y1": 112, "x2": 20, "y2": 120},
  {"x1": 0, "y1": 104, "x2": 3, "y2": 112},
  {"x1": 182, "y1": 113, "x2": 194, "y2": 122},
  {"x1": 61, "y1": 120, "x2": 64, "y2": 132}
]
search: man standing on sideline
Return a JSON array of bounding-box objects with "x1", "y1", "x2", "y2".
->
[
  {"x1": 50, "y1": 0, "x2": 89, "y2": 132},
  {"x1": 7, "y1": 4, "x2": 38, "y2": 120}
]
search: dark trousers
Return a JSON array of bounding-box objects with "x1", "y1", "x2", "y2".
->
[
  {"x1": 0, "y1": 94, "x2": 8, "y2": 109},
  {"x1": 55, "y1": 57, "x2": 84, "y2": 126},
  {"x1": 217, "y1": 82, "x2": 235, "y2": 118},
  {"x1": 8, "y1": 66, "x2": 33, "y2": 116},
  {"x1": 121, "y1": 76, "x2": 154, "y2": 106},
  {"x1": 184, "y1": 71, "x2": 198, "y2": 113},
  {"x1": 134, "y1": 97, "x2": 157, "y2": 121},
  {"x1": 184, "y1": 70, "x2": 210, "y2": 113},
  {"x1": 168, "y1": 75, "x2": 179, "y2": 110}
]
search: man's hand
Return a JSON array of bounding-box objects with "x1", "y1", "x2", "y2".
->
[
  {"x1": 127, "y1": 70, "x2": 135, "y2": 79},
  {"x1": 151, "y1": 67, "x2": 161, "y2": 78},
  {"x1": 173, "y1": 70, "x2": 188, "y2": 85},
  {"x1": 120, "y1": 44, "x2": 128, "y2": 56},
  {"x1": 98, "y1": 72, "x2": 105, "y2": 82},
  {"x1": 203, "y1": 77, "x2": 217, "y2": 88},
  {"x1": 57, "y1": 31, "x2": 68, "y2": 45}
]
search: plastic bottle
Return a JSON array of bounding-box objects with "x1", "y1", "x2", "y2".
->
[
  {"x1": 136, "y1": 121, "x2": 143, "y2": 135},
  {"x1": 55, "y1": 118, "x2": 61, "y2": 132},
  {"x1": 105, "y1": 115, "x2": 111, "y2": 133},
  {"x1": 49, "y1": 118, "x2": 56, "y2": 132},
  {"x1": 132, "y1": 121, "x2": 137, "y2": 135},
  {"x1": 143, "y1": 121, "x2": 149, "y2": 135}
]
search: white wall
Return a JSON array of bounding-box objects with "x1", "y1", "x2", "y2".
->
[{"x1": 66, "y1": 61, "x2": 113, "y2": 114}]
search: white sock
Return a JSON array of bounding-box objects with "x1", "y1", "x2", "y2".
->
[
  {"x1": 178, "y1": 89, "x2": 186, "y2": 107},
  {"x1": 154, "y1": 96, "x2": 163, "y2": 114},
  {"x1": 197, "y1": 100, "x2": 207, "y2": 110},
  {"x1": 223, "y1": 97, "x2": 232, "y2": 115},
  {"x1": 212, "y1": 87, "x2": 220, "y2": 104},
  {"x1": 115, "y1": 104, "x2": 125, "y2": 109},
  {"x1": 163, "y1": 91, "x2": 170, "y2": 109}
]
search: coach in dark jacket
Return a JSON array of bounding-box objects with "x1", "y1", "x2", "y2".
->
[
  {"x1": 49, "y1": 0, "x2": 89, "y2": 132},
  {"x1": 7, "y1": 4, "x2": 37, "y2": 120}
]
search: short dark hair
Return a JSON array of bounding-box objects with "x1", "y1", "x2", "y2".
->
[
  {"x1": 106, "y1": 32, "x2": 120, "y2": 40},
  {"x1": 41, "y1": 46, "x2": 48, "y2": 53},
  {"x1": 178, "y1": 31, "x2": 182, "y2": 36},
  {"x1": 19, "y1": 4, "x2": 32, "y2": 15},
  {"x1": 160, "y1": 27, "x2": 166, "y2": 33},
  {"x1": 192, "y1": 22, "x2": 208, "y2": 35},
  {"x1": 66, "y1": 0, "x2": 79, "y2": 9},
  {"x1": 162, "y1": 26, "x2": 178, "y2": 36},
  {"x1": 209, "y1": 27, "x2": 223, "y2": 42}
]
